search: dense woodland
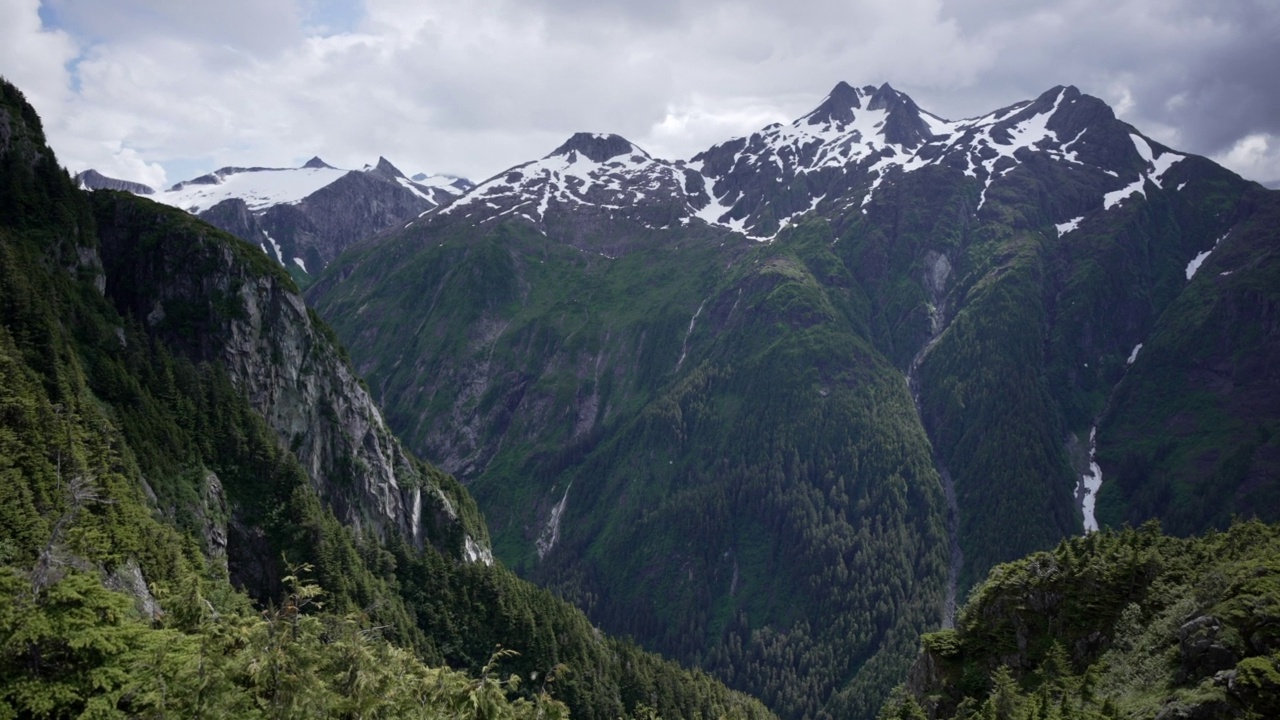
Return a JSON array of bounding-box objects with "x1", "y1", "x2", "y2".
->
[
  {"x1": 881, "y1": 521, "x2": 1280, "y2": 719},
  {"x1": 311, "y1": 216, "x2": 952, "y2": 719},
  {"x1": 0, "y1": 78, "x2": 773, "y2": 719}
]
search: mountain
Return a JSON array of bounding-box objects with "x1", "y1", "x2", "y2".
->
[
  {"x1": 0, "y1": 78, "x2": 772, "y2": 719},
  {"x1": 308, "y1": 81, "x2": 1280, "y2": 719},
  {"x1": 112, "y1": 156, "x2": 475, "y2": 277},
  {"x1": 427, "y1": 131, "x2": 706, "y2": 256},
  {"x1": 883, "y1": 521, "x2": 1280, "y2": 719},
  {"x1": 74, "y1": 167, "x2": 155, "y2": 194}
]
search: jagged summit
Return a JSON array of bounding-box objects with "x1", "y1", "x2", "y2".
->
[
  {"x1": 549, "y1": 132, "x2": 648, "y2": 163},
  {"x1": 865, "y1": 82, "x2": 936, "y2": 148},
  {"x1": 422, "y1": 82, "x2": 1209, "y2": 244},
  {"x1": 303, "y1": 156, "x2": 334, "y2": 169},
  {"x1": 372, "y1": 156, "x2": 407, "y2": 178},
  {"x1": 803, "y1": 81, "x2": 868, "y2": 127},
  {"x1": 800, "y1": 81, "x2": 937, "y2": 148}
]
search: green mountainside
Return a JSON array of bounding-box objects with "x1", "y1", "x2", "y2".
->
[
  {"x1": 0, "y1": 78, "x2": 772, "y2": 719},
  {"x1": 882, "y1": 520, "x2": 1280, "y2": 719},
  {"x1": 308, "y1": 84, "x2": 1280, "y2": 718}
]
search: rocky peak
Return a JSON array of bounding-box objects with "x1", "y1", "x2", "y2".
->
[
  {"x1": 803, "y1": 81, "x2": 867, "y2": 127},
  {"x1": 866, "y1": 82, "x2": 935, "y2": 148},
  {"x1": 372, "y1": 156, "x2": 407, "y2": 178},
  {"x1": 75, "y1": 169, "x2": 156, "y2": 195},
  {"x1": 549, "y1": 132, "x2": 645, "y2": 163},
  {"x1": 303, "y1": 156, "x2": 334, "y2": 169}
]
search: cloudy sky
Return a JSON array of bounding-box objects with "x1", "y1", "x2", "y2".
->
[{"x1": 3, "y1": 0, "x2": 1278, "y2": 189}]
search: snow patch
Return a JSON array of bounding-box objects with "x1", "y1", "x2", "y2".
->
[
  {"x1": 157, "y1": 165, "x2": 349, "y2": 213},
  {"x1": 292, "y1": 257, "x2": 307, "y2": 273},
  {"x1": 396, "y1": 176, "x2": 436, "y2": 202},
  {"x1": 1186, "y1": 231, "x2": 1230, "y2": 280},
  {"x1": 1127, "y1": 343, "x2": 1142, "y2": 365},
  {"x1": 1055, "y1": 216, "x2": 1084, "y2": 237},
  {"x1": 1185, "y1": 250, "x2": 1212, "y2": 280},
  {"x1": 262, "y1": 230, "x2": 283, "y2": 264},
  {"x1": 1104, "y1": 177, "x2": 1146, "y2": 210}
]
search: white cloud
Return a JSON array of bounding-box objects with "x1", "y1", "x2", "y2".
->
[
  {"x1": 0, "y1": 0, "x2": 77, "y2": 119},
  {"x1": 4, "y1": 0, "x2": 1277, "y2": 188},
  {"x1": 1215, "y1": 133, "x2": 1280, "y2": 186}
]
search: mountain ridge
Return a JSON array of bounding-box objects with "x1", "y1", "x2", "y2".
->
[{"x1": 308, "y1": 80, "x2": 1280, "y2": 720}]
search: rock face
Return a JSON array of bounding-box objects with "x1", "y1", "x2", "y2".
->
[
  {"x1": 247, "y1": 160, "x2": 443, "y2": 270},
  {"x1": 94, "y1": 194, "x2": 488, "y2": 556},
  {"x1": 75, "y1": 169, "x2": 156, "y2": 195}
]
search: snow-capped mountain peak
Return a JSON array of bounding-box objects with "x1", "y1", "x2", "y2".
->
[
  {"x1": 420, "y1": 83, "x2": 1202, "y2": 245},
  {"x1": 436, "y1": 133, "x2": 691, "y2": 230},
  {"x1": 801, "y1": 81, "x2": 865, "y2": 128}
]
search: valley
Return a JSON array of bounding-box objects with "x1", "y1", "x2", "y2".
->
[{"x1": 3, "y1": 72, "x2": 1278, "y2": 720}]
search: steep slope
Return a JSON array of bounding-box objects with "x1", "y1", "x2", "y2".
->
[
  {"x1": 311, "y1": 148, "x2": 951, "y2": 719},
  {"x1": 1095, "y1": 187, "x2": 1280, "y2": 534},
  {"x1": 311, "y1": 81, "x2": 1280, "y2": 719},
  {"x1": 886, "y1": 521, "x2": 1280, "y2": 720},
  {"x1": 0, "y1": 79, "x2": 773, "y2": 720}
]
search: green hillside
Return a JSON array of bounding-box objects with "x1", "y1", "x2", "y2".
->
[
  {"x1": 0, "y1": 78, "x2": 772, "y2": 719},
  {"x1": 311, "y1": 212, "x2": 950, "y2": 719},
  {"x1": 309, "y1": 85, "x2": 1280, "y2": 720},
  {"x1": 883, "y1": 520, "x2": 1280, "y2": 719}
]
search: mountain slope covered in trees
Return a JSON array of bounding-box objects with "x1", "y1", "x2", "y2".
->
[
  {"x1": 0, "y1": 77, "x2": 773, "y2": 720},
  {"x1": 309, "y1": 82, "x2": 1280, "y2": 719},
  {"x1": 882, "y1": 520, "x2": 1280, "y2": 720}
]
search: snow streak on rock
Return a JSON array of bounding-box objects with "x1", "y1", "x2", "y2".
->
[
  {"x1": 1079, "y1": 427, "x2": 1104, "y2": 533},
  {"x1": 536, "y1": 482, "x2": 573, "y2": 560},
  {"x1": 1186, "y1": 231, "x2": 1231, "y2": 280}
]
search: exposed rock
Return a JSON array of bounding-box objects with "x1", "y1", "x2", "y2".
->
[
  {"x1": 104, "y1": 559, "x2": 161, "y2": 619},
  {"x1": 1178, "y1": 615, "x2": 1239, "y2": 682},
  {"x1": 200, "y1": 470, "x2": 228, "y2": 558},
  {"x1": 75, "y1": 169, "x2": 155, "y2": 195},
  {"x1": 95, "y1": 197, "x2": 490, "y2": 561},
  {"x1": 550, "y1": 132, "x2": 642, "y2": 163}
]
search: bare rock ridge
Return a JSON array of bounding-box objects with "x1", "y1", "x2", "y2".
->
[{"x1": 75, "y1": 168, "x2": 155, "y2": 195}]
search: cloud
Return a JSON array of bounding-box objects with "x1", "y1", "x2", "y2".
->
[
  {"x1": 1215, "y1": 133, "x2": 1280, "y2": 187},
  {"x1": 6, "y1": 0, "x2": 1278, "y2": 188},
  {"x1": 0, "y1": 0, "x2": 78, "y2": 120}
]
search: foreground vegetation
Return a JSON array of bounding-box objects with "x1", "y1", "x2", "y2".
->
[{"x1": 881, "y1": 521, "x2": 1280, "y2": 719}]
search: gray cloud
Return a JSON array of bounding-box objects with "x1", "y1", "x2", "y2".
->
[{"x1": 4, "y1": 0, "x2": 1278, "y2": 188}]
